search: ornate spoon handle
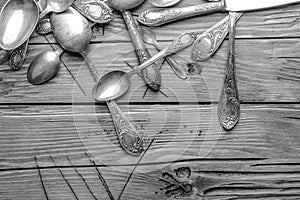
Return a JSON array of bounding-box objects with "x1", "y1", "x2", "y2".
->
[
  {"x1": 10, "y1": 39, "x2": 29, "y2": 71},
  {"x1": 217, "y1": 12, "x2": 240, "y2": 130},
  {"x1": 191, "y1": 12, "x2": 243, "y2": 61},
  {"x1": 85, "y1": 54, "x2": 144, "y2": 156},
  {"x1": 138, "y1": 1, "x2": 225, "y2": 26},
  {"x1": 106, "y1": 100, "x2": 144, "y2": 156},
  {"x1": 122, "y1": 11, "x2": 161, "y2": 91}
]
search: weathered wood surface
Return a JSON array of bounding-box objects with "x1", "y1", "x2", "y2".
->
[
  {"x1": 0, "y1": 104, "x2": 299, "y2": 170},
  {"x1": 0, "y1": 0, "x2": 300, "y2": 199},
  {"x1": 1, "y1": 39, "x2": 300, "y2": 103}
]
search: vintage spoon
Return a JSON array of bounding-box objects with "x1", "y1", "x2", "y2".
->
[
  {"x1": 10, "y1": 39, "x2": 29, "y2": 71},
  {"x1": 139, "y1": 26, "x2": 187, "y2": 79},
  {"x1": 52, "y1": 7, "x2": 143, "y2": 155},
  {"x1": 72, "y1": 0, "x2": 113, "y2": 24},
  {"x1": 191, "y1": 12, "x2": 243, "y2": 61},
  {"x1": 0, "y1": 0, "x2": 39, "y2": 50},
  {"x1": 92, "y1": 30, "x2": 199, "y2": 101},
  {"x1": 217, "y1": 12, "x2": 240, "y2": 130},
  {"x1": 150, "y1": 0, "x2": 181, "y2": 8},
  {"x1": 39, "y1": 0, "x2": 74, "y2": 19},
  {"x1": 107, "y1": 0, "x2": 162, "y2": 91},
  {"x1": 27, "y1": 48, "x2": 62, "y2": 84}
]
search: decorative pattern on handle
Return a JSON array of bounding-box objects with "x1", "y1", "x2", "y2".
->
[
  {"x1": 218, "y1": 12, "x2": 240, "y2": 130},
  {"x1": 73, "y1": 0, "x2": 113, "y2": 24},
  {"x1": 137, "y1": 2, "x2": 224, "y2": 26},
  {"x1": 10, "y1": 40, "x2": 29, "y2": 71},
  {"x1": 107, "y1": 100, "x2": 144, "y2": 156},
  {"x1": 35, "y1": 18, "x2": 52, "y2": 35},
  {"x1": 217, "y1": 54, "x2": 240, "y2": 130},
  {"x1": 166, "y1": 31, "x2": 198, "y2": 55},
  {"x1": 123, "y1": 11, "x2": 161, "y2": 91},
  {"x1": 191, "y1": 17, "x2": 230, "y2": 61}
]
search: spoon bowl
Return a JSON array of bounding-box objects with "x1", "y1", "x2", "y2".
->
[
  {"x1": 107, "y1": 0, "x2": 144, "y2": 11},
  {"x1": 40, "y1": 0, "x2": 74, "y2": 18},
  {"x1": 150, "y1": 0, "x2": 181, "y2": 7},
  {"x1": 93, "y1": 70, "x2": 131, "y2": 101},
  {"x1": 0, "y1": 0, "x2": 39, "y2": 50}
]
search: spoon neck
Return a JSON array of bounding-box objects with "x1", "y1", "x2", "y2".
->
[
  {"x1": 83, "y1": 54, "x2": 101, "y2": 81},
  {"x1": 39, "y1": 8, "x2": 49, "y2": 19}
]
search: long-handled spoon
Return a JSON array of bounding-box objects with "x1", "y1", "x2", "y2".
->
[
  {"x1": 122, "y1": 10, "x2": 161, "y2": 91},
  {"x1": 217, "y1": 12, "x2": 240, "y2": 130},
  {"x1": 191, "y1": 12, "x2": 243, "y2": 61},
  {"x1": 150, "y1": 0, "x2": 181, "y2": 8},
  {"x1": 39, "y1": 0, "x2": 74, "y2": 19},
  {"x1": 92, "y1": 29, "x2": 199, "y2": 101},
  {"x1": 139, "y1": 26, "x2": 187, "y2": 79}
]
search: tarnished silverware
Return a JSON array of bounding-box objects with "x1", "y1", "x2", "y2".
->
[
  {"x1": 10, "y1": 39, "x2": 29, "y2": 71},
  {"x1": 191, "y1": 12, "x2": 243, "y2": 61},
  {"x1": 39, "y1": 0, "x2": 74, "y2": 19},
  {"x1": 0, "y1": 0, "x2": 39, "y2": 50},
  {"x1": 217, "y1": 12, "x2": 240, "y2": 130},
  {"x1": 92, "y1": 29, "x2": 200, "y2": 101},
  {"x1": 122, "y1": 11, "x2": 161, "y2": 91},
  {"x1": 72, "y1": 0, "x2": 113, "y2": 24},
  {"x1": 27, "y1": 48, "x2": 62, "y2": 84},
  {"x1": 51, "y1": 7, "x2": 143, "y2": 155},
  {"x1": 137, "y1": 0, "x2": 300, "y2": 26},
  {"x1": 139, "y1": 26, "x2": 187, "y2": 79}
]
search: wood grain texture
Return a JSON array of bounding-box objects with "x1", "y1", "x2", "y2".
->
[
  {"x1": 0, "y1": 104, "x2": 299, "y2": 170},
  {"x1": 0, "y1": 39, "x2": 300, "y2": 103},
  {"x1": 1, "y1": 159, "x2": 300, "y2": 200}
]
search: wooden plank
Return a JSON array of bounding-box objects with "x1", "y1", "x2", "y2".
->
[
  {"x1": 0, "y1": 39, "x2": 299, "y2": 103},
  {"x1": 1, "y1": 159, "x2": 300, "y2": 200},
  {"x1": 0, "y1": 104, "x2": 299, "y2": 170},
  {"x1": 27, "y1": 1, "x2": 300, "y2": 44}
]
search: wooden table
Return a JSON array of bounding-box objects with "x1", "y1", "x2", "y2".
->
[{"x1": 1, "y1": 0, "x2": 300, "y2": 199}]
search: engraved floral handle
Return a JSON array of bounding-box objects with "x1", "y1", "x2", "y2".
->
[
  {"x1": 86, "y1": 54, "x2": 144, "y2": 156},
  {"x1": 122, "y1": 11, "x2": 161, "y2": 91},
  {"x1": 191, "y1": 12, "x2": 243, "y2": 61},
  {"x1": 217, "y1": 12, "x2": 240, "y2": 130},
  {"x1": 132, "y1": 30, "x2": 199, "y2": 74},
  {"x1": 137, "y1": 1, "x2": 225, "y2": 26}
]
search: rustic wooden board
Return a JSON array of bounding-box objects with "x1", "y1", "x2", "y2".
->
[
  {"x1": 1, "y1": 159, "x2": 300, "y2": 200},
  {"x1": 1, "y1": 39, "x2": 300, "y2": 103},
  {"x1": 0, "y1": 104, "x2": 299, "y2": 170}
]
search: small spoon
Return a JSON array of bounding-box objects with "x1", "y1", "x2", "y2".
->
[
  {"x1": 0, "y1": 0, "x2": 39, "y2": 50},
  {"x1": 139, "y1": 26, "x2": 187, "y2": 79},
  {"x1": 72, "y1": 0, "x2": 113, "y2": 24},
  {"x1": 39, "y1": 0, "x2": 74, "y2": 19},
  {"x1": 217, "y1": 12, "x2": 240, "y2": 130},
  {"x1": 10, "y1": 39, "x2": 29, "y2": 71},
  {"x1": 191, "y1": 12, "x2": 243, "y2": 61},
  {"x1": 150, "y1": 0, "x2": 181, "y2": 8},
  {"x1": 92, "y1": 30, "x2": 198, "y2": 101},
  {"x1": 27, "y1": 48, "x2": 63, "y2": 84}
]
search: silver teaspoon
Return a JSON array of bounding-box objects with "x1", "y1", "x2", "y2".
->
[
  {"x1": 217, "y1": 12, "x2": 240, "y2": 130},
  {"x1": 139, "y1": 26, "x2": 187, "y2": 79},
  {"x1": 191, "y1": 12, "x2": 243, "y2": 61}
]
